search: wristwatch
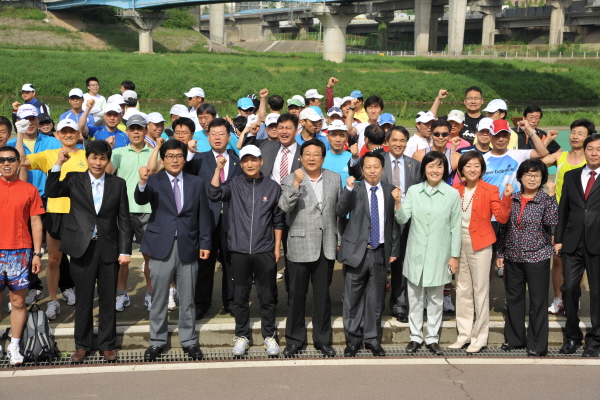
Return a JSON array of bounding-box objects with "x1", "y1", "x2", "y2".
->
[
  {"x1": 33, "y1": 252, "x2": 43, "y2": 258},
  {"x1": 349, "y1": 107, "x2": 355, "y2": 111}
]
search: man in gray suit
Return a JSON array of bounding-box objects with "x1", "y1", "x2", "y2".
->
[
  {"x1": 278, "y1": 139, "x2": 342, "y2": 357},
  {"x1": 337, "y1": 151, "x2": 401, "y2": 357},
  {"x1": 348, "y1": 126, "x2": 422, "y2": 323}
]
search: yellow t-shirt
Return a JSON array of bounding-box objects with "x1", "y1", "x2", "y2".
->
[
  {"x1": 24, "y1": 138, "x2": 36, "y2": 153},
  {"x1": 27, "y1": 149, "x2": 88, "y2": 213},
  {"x1": 555, "y1": 151, "x2": 586, "y2": 204},
  {"x1": 354, "y1": 108, "x2": 368, "y2": 123}
]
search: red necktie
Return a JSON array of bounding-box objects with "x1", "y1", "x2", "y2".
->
[
  {"x1": 584, "y1": 171, "x2": 596, "y2": 201},
  {"x1": 280, "y1": 148, "x2": 290, "y2": 184},
  {"x1": 216, "y1": 154, "x2": 225, "y2": 183}
]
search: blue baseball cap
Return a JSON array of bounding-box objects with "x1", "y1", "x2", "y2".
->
[
  {"x1": 378, "y1": 113, "x2": 396, "y2": 126},
  {"x1": 309, "y1": 106, "x2": 324, "y2": 118},
  {"x1": 350, "y1": 90, "x2": 363, "y2": 99},
  {"x1": 237, "y1": 97, "x2": 254, "y2": 110}
]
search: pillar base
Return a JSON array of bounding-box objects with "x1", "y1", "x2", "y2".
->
[
  {"x1": 314, "y1": 5, "x2": 356, "y2": 63},
  {"x1": 414, "y1": 0, "x2": 432, "y2": 53}
]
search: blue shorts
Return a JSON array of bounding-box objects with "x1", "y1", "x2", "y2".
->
[{"x1": 0, "y1": 249, "x2": 31, "y2": 292}]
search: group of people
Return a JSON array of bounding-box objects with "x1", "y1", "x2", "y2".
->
[{"x1": 1, "y1": 77, "x2": 600, "y2": 366}]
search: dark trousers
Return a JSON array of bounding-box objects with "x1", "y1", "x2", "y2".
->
[
  {"x1": 59, "y1": 253, "x2": 75, "y2": 291},
  {"x1": 231, "y1": 252, "x2": 277, "y2": 339},
  {"x1": 70, "y1": 240, "x2": 119, "y2": 351},
  {"x1": 389, "y1": 223, "x2": 410, "y2": 315},
  {"x1": 285, "y1": 250, "x2": 334, "y2": 348},
  {"x1": 504, "y1": 258, "x2": 550, "y2": 355},
  {"x1": 195, "y1": 218, "x2": 234, "y2": 312},
  {"x1": 561, "y1": 234, "x2": 600, "y2": 348},
  {"x1": 343, "y1": 246, "x2": 386, "y2": 347}
]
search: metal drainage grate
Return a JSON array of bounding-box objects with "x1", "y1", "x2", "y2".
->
[{"x1": 0, "y1": 346, "x2": 589, "y2": 369}]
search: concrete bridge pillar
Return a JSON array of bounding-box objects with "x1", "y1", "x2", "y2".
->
[
  {"x1": 261, "y1": 21, "x2": 281, "y2": 40},
  {"x1": 371, "y1": 12, "x2": 394, "y2": 49},
  {"x1": 121, "y1": 10, "x2": 168, "y2": 53},
  {"x1": 471, "y1": 0, "x2": 503, "y2": 47},
  {"x1": 547, "y1": 0, "x2": 571, "y2": 47},
  {"x1": 209, "y1": 3, "x2": 225, "y2": 44},
  {"x1": 314, "y1": 5, "x2": 356, "y2": 63},
  {"x1": 414, "y1": 0, "x2": 432, "y2": 53},
  {"x1": 447, "y1": 0, "x2": 467, "y2": 55},
  {"x1": 429, "y1": 6, "x2": 444, "y2": 52},
  {"x1": 295, "y1": 18, "x2": 312, "y2": 39}
]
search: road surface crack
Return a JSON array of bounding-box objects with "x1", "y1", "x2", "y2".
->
[{"x1": 444, "y1": 358, "x2": 472, "y2": 399}]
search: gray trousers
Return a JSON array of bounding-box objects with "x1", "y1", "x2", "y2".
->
[
  {"x1": 343, "y1": 247, "x2": 385, "y2": 347},
  {"x1": 407, "y1": 280, "x2": 444, "y2": 345},
  {"x1": 149, "y1": 241, "x2": 199, "y2": 347}
]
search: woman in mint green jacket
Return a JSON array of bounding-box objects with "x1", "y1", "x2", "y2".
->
[{"x1": 394, "y1": 151, "x2": 462, "y2": 356}]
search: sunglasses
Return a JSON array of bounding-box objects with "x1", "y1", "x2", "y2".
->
[
  {"x1": 0, "y1": 156, "x2": 19, "y2": 163},
  {"x1": 432, "y1": 132, "x2": 450, "y2": 138}
]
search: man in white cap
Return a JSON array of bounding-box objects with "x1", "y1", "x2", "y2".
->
[
  {"x1": 208, "y1": 144, "x2": 284, "y2": 357},
  {"x1": 59, "y1": 89, "x2": 95, "y2": 126},
  {"x1": 405, "y1": 111, "x2": 435, "y2": 157},
  {"x1": 184, "y1": 87, "x2": 205, "y2": 114},
  {"x1": 297, "y1": 108, "x2": 330, "y2": 150},
  {"x1": 79, "y1": 99, "x2": 129, "y2": 149},
  {"x1": 322, "y1": 120, "x2": 352, "y2": 185},
  {"x1": 446, "y1": 110, "x2": 470, "y2": 151},
  {"x1": 145, "y1": 112, "x2": 166, "y2": 148},
  {"x1": 458, "y1": 118, "x2": 494, "y2": 155},
  {"x1": 11, "y1": 84, "x2": 50, "y2": 127},
  {"x1": 304, "y1": 89, "x2": 324, "y2": 108},
  {"x1": 341, "y1": 96, "x2": 361, "y2": 143},
  {"x1": 163, "y1": 104, "x2": 190, "y2": 140},
  {"x1": 482, "y1": 99, "x2": 518, "y2": 150},
  {"x1": 326, "y1": 107, "x2": 343, "y2": 125}
]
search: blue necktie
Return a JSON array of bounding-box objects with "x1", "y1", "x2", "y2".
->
[{"x1": 369, "y1": 186, "x2": 379, "y2": 248}]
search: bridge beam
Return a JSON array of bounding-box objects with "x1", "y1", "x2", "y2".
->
[
  {"x1": 209, "y1": 3, "x2": 225, "y2": 44},
  {"x1": 471, "y1": 0, "x2": 503, "y2": 47},
  {"x1": 121, "y1": 10, "x2": 167, "y2": 53},
  {"x1": 314, "y1": 5, "x2": 356, "y2": 63},
  {"x1": 414, "y1": 0, "x2": 432, "y2": 54},
  {"x1": 547, "y1": 0, "x2": 572, "y2": 47},
  {"x1": 448, "y1": 0, "x2": 467, "y2": 55}
]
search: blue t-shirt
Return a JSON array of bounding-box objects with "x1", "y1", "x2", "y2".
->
[
  {"x1": 322, "y1": 150, "x2": 352, "y2": 186},
  {"x1": 482, "y1": 149, "x2": 532, "y2": 198},
  {"x1": 88, "y1": 126, "x2": 130, "y2": 149},
  {"x1": 59, "y1": 110, "x2": 95, "y2": 126},
  {"x1": 295, "y1": 133, "x2": 330, "y2": 151}
]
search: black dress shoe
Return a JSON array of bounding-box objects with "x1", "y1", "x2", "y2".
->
[
  {"x1": 559, "y1": 340, "x2": 582, "y2": 354},
  {"x1": 225, "y1": 308, "x2": 235, "y2": 317},
  {"x1": 365, "y1": 343, "x2": 386, "y2": 357},
  {"x1": 283, "y1": 344, "x2": 300, "y2": 357},
  {"x1": 501, "y1": 343, "x2": 526, "y2": 352},
  {"x1": 195, "y1": 309, "x2": 207, "y2": 320},
  {"x1": 144, "y1": 346, "x2": 163, "y2": 362},
  {"x1": 316, "y1": 345, "x2": 336, "y2": 357},
  {"x1": 527, "y1": 349, "x2": 546, "y2": 357},
  {"x1": 406, "y1": 341, "x2": 422, "y2": 353},
  {"x1": 344, "y1": 344, "x2": 360, "y2": 357},
  {"x1": 426, "y1": 342, "x2": 444, "y2": 356},
  {"x1": 395, "y1": 313, "x2": 408, "y2": 323},
  {"x1": 183, "y1": 344, "x2": 204, "y2": 360},
  {"x1": 582, "y1": 347, "x2": 599, "y2": 357}
]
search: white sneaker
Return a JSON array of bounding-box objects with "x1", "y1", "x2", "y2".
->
[
  {"x1": 62, "y1": 288, "x2": 76, "y2": 306},
  {"x1": 276, "y1": 272, "x2": 283, "y2": 280},
  {"x1": 232, "y1": 336, "x2": 250, "y2": 356},
  {"x1": 548, "y1": 297, "x2": 564, "y2": 314},
  {"x1": 115, "y1": 293, "x2": 130, "y2": 312},
  {"x1": 26, "y1": 289, "x2": 44, "y2": 306},
  {"x1": 7, "y1": 343, "x2": 23, "y2": 365},
  {"x1": 497, "y1": 267, "x2": 504, "y2": 277},
  {"x1": 144, "y1": 293, "x2": 152, "y2": 311},
  {"x1": 263, "y1": 336, "x2": 279, "y2": 356},
  {"x1": 443, "y1": 295, "x2": 455, "y2": 312},
  {"x1": 47, "y1": 300, "x2": 61, "y2": 320},
  {"x1": 168, "y1": 287, "x2": 177, "y2": 311}
]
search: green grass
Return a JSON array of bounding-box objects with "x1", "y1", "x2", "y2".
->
[{"x1": 0, "y1": 6, "x2": 45, "y2": 20}]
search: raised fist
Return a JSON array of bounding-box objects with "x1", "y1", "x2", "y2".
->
[
  {"x1": 155, "y1": 137, "x2": 164, "y2": 148},
  {"x1": 15, "y1": 119, "x2": 30, "y2": 134},
  {"x1": 139, "y1": 166, "x2": 150, "y2": 185},
  {"x1": 56, "y1": 150, "x2": 71, "y2": 166},
  {"x1": 504, "y1": 183, "x2": 514, "y2": 198},
  {"x1": 293, "y1": 168, "x2": 305, "y2": 185},
  {"x1": 327, "y1": 77, "x2": 339, "y2": 88},
  {"x1": 350, "y1": 143, "x2": 359, "y2": 159},
  {"x1": 12, "y1": 101, "x2": 21, "y2": 111},
  {"x1": 106, "y1": 135, "x2": 116, "y2": 148},
  {"x1": 259, "y1": 88, "x2": 269, "y2": 99},
  {"x1": 188, "y1": 140, "x2": 197, "y2": 153},
  {"x1": 346, "y1": 176, "x2": 355, "y2": 189},
  {"x1": 216, "y1": 155, "x2": 227, "y2": 170},
  {"x1": 86, "y1": 98, "x2": 95, "y2": 109},
  {"x1": 437, "y1": 89, "x2": 448, "y2": 100},
  {"x1": 392, "y1": 187, "x2": 402, "y2": 202}
]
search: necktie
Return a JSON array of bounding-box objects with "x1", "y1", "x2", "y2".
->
[
  {"x1": 584, "y1": 171, "x2": 596, "y2": 201},
  {"x1": 280, "y1": 147, "x2": 290, "y2": 184},
  {"x1": 392, "y1": 159, "x2": 400, "y2": 188},
  {"x1": 369, "y1": 186, "x2": 380, "y2": 248},
  {"x1": 216, "y1": 154, "x2": 225, "y2": 183},
  {"x1": 173, "y1": 177, "x2": 182, "y2": 214},
  {"x1": 92, "y1": 180, "x2": 102, "y2": 238}
]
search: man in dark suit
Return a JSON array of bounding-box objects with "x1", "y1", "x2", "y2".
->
[
  {"x1": 135, "y1": 139, "x2": 211, "y2": 361},
  {"x1": 336, "y1": 151, "x2": 400, "y2": 357},
  {"x1": 193, "y1": 118, "x2": 242, "y2": 319},
  {"x1": 555, "y1": 133, "x2": 600, "y2": 357},
  {"x1": 45, "y1": 140, "x2": 132, "y2": 363}
]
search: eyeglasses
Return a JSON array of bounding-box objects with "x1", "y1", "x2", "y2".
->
[
  {"x1": 570, "y1": 131, "x2": 587, "y2": 137},
  {"x1": 88, "y1": 84, "x2": 99, "y2": 87},
  {"x1": 0, "y1": 156, "x2": 19, "y2": 163},
  {"x1": 164, "y1": 154, "x2": 184, "y2": 161},
  {"x1": 187, "y1": 97, "x2": 194, "y2": 100},
  {"x1": 523, "y1": 173, "x2": 542, "y2": 180},
  {"x1": 302, "y1": 153, "x2": 323, "y2": 159},
  {"x1": 465, "y1": 97, "x2": 482, "y2": 101},
  {"x1": 432, "y1": 132, "x2": 450, "y2": 138},
  {"x1": 209, "y1": 133, "x2": 228, "y2": 138}
]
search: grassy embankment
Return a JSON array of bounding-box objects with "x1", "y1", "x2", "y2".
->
[{"x1": 0, "y1": 48, "x2": 599, "y2": 126}]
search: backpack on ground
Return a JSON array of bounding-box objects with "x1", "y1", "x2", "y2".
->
[{"x1": 20, "y1": 304, "x2": 61, "y2": 363}]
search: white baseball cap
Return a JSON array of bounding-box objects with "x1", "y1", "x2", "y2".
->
[
  {"x1": 340, "y1": 96, "x2": 354, "y2": 106},
  {"x1": 265, "y1": 113, "x2": 279, "y2": 126},
  {"x1": 239, "y1": 145, "x2": 262, "y2": 159},
  {"x1": 56, "y1": 119, "x2": 78, "y2": 131},
  {"x1": 21, "y1": 84, "x2": 35, "y2": 92},
  {"x1": 327, "y1": 120, "x2": 348, "y2": 132},
  {"x1": 68, "y1": 88, "x2": 84, "y2": 98},
  {"x1": 333, "y1": 97, "x2": 343, "y2": 107},
  {"x1": 16, "y1": 104, "x2": 38, "y2": 119},
  {"x1": 103, "y1": 103, "x2": 122, "y2": 115},
  {"x1": 327, "y1": 107, "x2": 343, "y2": 118},
  {"x1": 483, "y1": 99, "x2": 508, "y2": 113},
  {"x1": 170, "y1": 104, "x2": 189, "y2": 117},
  {"x1": 476, "y1": 117, "x2": 494, "y2": 132},
  {"x1": 184, "y1": 87, "x2": 205, "y2": 98},
  {"x1": 246, "y1": 114, "x2": 258, "y2": 127},
  {"x1": 123, "y1": 107, "x2": 141, "y2": 121},
  {"x1": 299, "y1": 108, "x2": 321, "y2": 122},
  {"x1": 304, "y1": 89, "x2": 323, "y2": 99},
  {"x1": 447, "y1": 110, "x2": 465, "y2": 124},
  {"x1": 107, "y1": 94, "x2": 126, "y2": 105},
  {"x1": 123, "y1": 90, "x2": 138, "y2": 101},
  {"x1": 147, "y1": 112, "x2": 166, "y2": 124},
  {"x1": 416, "y1": 111, "x2": 435, "y2": 124}
]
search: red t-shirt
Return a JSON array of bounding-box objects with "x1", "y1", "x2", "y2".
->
[
  {"x1": 359, "y1": 144, "x2": 389, "y2": 157},
  {"x1": 518, "y1": 196, "x2": 532, "y2": 227},
  {"x1": 0, "y1": 178, "x2": 45, "y2": 249}
]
